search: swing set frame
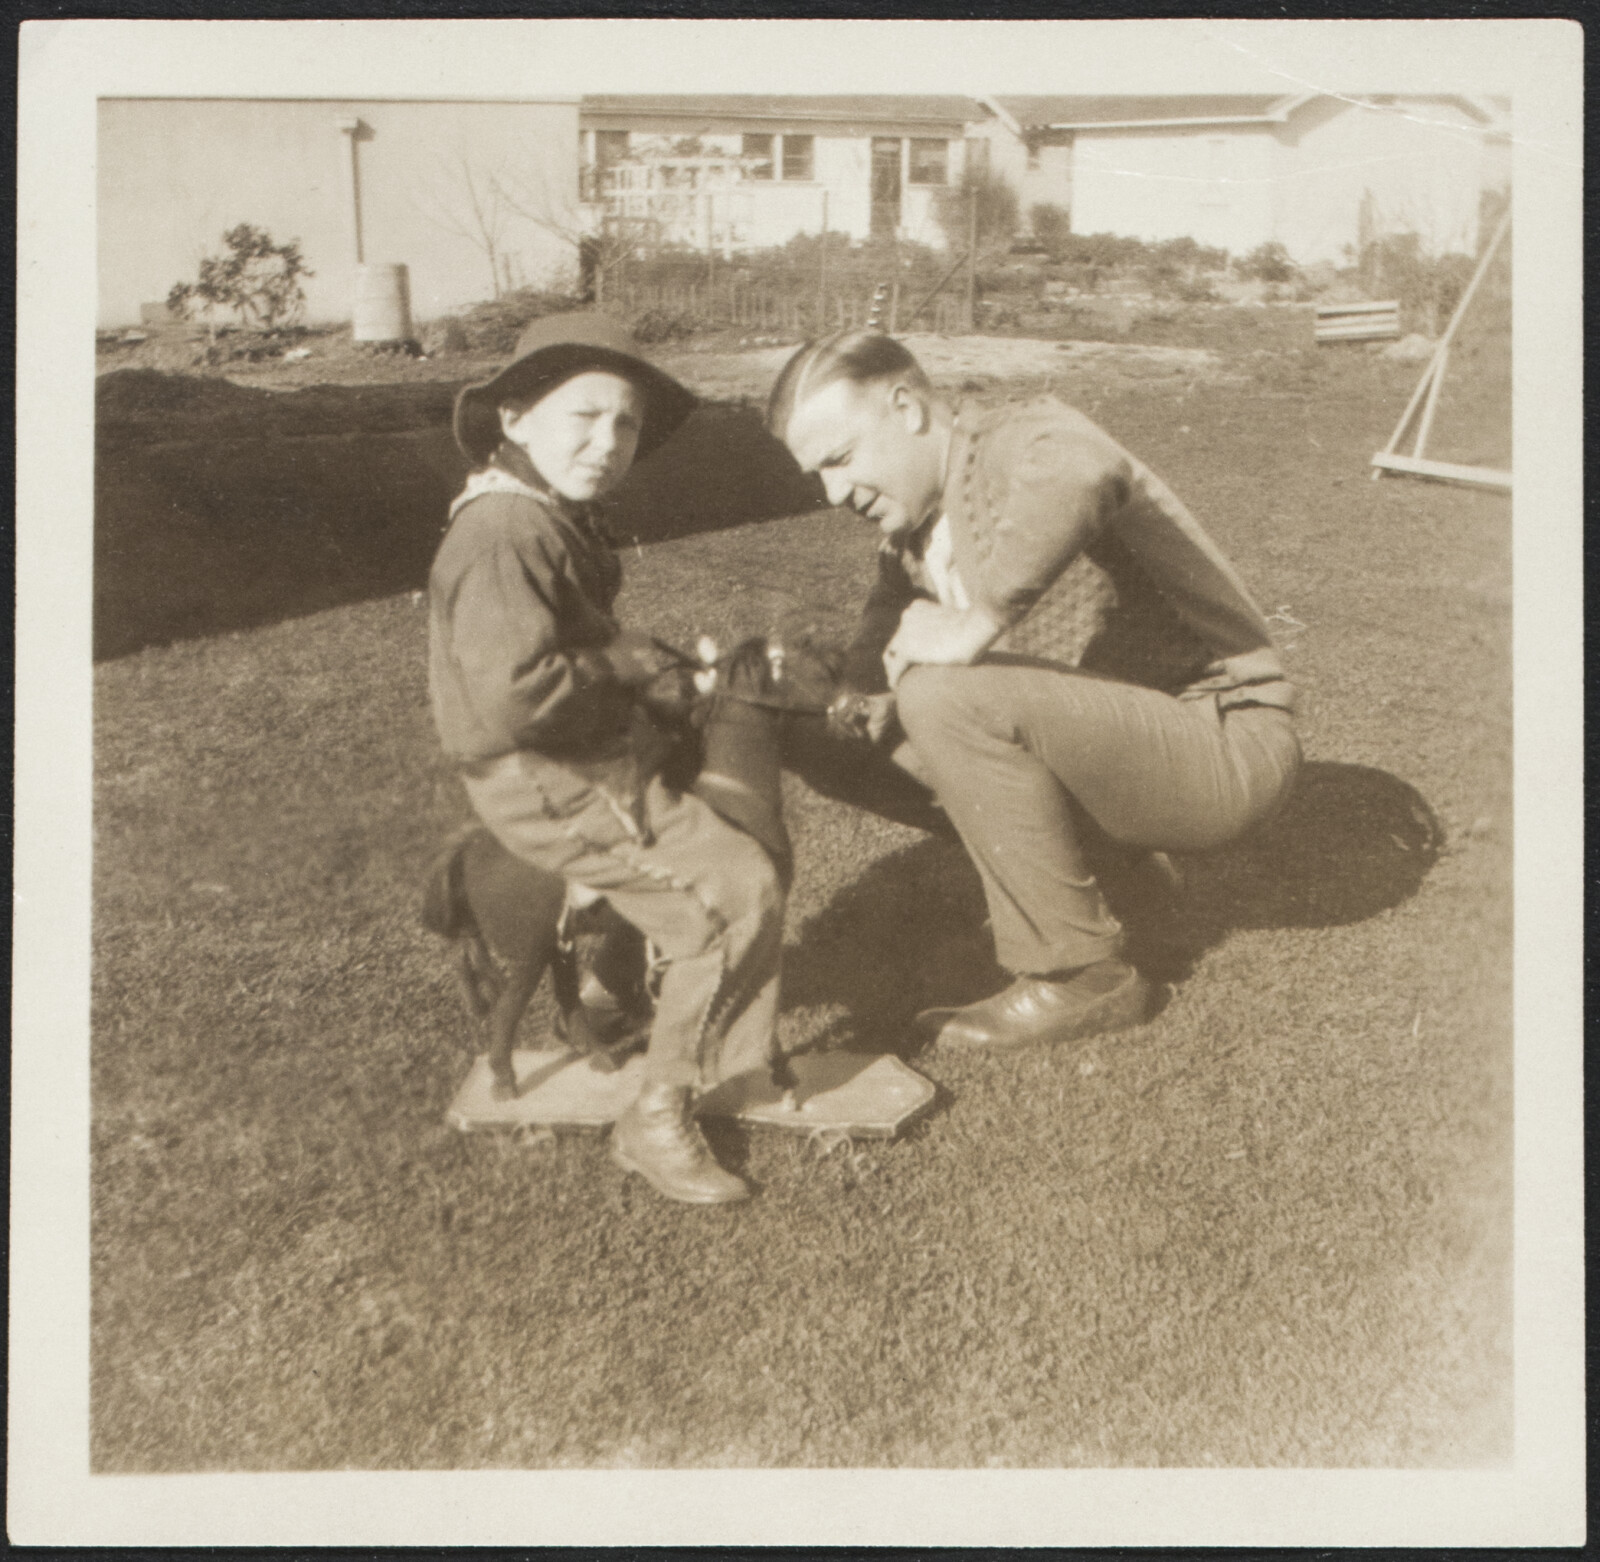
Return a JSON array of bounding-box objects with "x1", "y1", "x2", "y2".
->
[{"x1": 1370, "y1": 207, "x2": 1512, "y2": 493}]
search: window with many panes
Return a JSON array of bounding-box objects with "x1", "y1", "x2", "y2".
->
[
  {"x1": 742, "y1": 133, "x2": 774, "y2": 179},
  {"x1": 781, "y1": 134, "x2": 814, "y2": 181},
  {"x1": 908, "y1": 138, "x2": 948, "y2": 185}
]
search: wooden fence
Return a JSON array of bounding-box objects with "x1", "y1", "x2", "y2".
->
[{"x1": 606, "y1": 278, "x2": 969, "y2": 336}]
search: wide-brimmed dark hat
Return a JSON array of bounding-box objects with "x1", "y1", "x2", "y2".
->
[{"x1": 452, "y1": 312, "x2": 698, "y2": 467}]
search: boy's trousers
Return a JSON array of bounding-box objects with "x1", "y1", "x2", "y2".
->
[{"x1": 462, "y1": 755, "x2": 784, "y2": 1090}]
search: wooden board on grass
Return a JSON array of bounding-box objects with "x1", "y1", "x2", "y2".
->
[{"x1": 447, "y1": 1048, "x2": 936, "y2": 1139}]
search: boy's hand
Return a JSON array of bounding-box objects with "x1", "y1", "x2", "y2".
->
[{"x1": 604, "y1": 629, "x2": 686, "y2": 687}]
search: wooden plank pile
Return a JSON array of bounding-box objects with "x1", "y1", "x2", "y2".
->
[{"x1": 1315, "y1": 299, "x2": 1401, "y2": 343}]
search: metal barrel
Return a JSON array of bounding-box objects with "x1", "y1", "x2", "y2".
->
[{"x1": 353, "y1": 262, "x2": 413, "y2": 342}]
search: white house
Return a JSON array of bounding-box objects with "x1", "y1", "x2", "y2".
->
[
  {"x1": 98, "y1": 98, "x2": 581, "y2": 328},
  {"x1": 985, "y1": 94, "x2": 1508, "y2": 265},
  {"x1": 579, "y1": 95, "x2": 993, "y2": 252}
]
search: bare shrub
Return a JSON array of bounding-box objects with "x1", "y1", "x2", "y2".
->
[
  {"x1": 1354, "y1": 232, "x2": 1475, "y2": 335},
  {"x1": 1234, "y1": 242, "x2": 1299, "y2": 284},
  {"x1": 1029, "y1": 203, "x2": 1069, "y2": 259},
  {"x1": 935, "y1": 165, "x2": 1021, "y2": 258}
]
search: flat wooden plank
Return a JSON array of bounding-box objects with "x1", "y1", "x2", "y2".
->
[
  {"x1": 1370, "y1": 451, "x2": 1512, "y2": 491},
  {"x1": 699, "y1": 1052, "x2": 937, "y2": 1139},
  {"x1": 447, "y1": 1049, "x2": 648, "y2": 1133},
  {"x1": 446, "y1": 1049, "x2": 937, "y2": 1140},
  {"x1": 1315, "y1": 299, "x2": 1399, "y2": 317},
  {"x1": 1316, "y1": 318, "x2": 1399, "y2": 342}
]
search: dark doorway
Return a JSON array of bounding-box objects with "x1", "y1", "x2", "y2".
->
[{"x1": 870, "y1": 137, "x2": 902, "y2": 239}]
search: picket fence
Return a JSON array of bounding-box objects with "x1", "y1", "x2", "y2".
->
[{"x1": 606, "y1": 279, "x2": 968, "y2": 336}]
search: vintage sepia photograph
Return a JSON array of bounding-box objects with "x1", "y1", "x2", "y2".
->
[{"x1": 12, "y1": 16, "x2": 1584, "y2": 1548}]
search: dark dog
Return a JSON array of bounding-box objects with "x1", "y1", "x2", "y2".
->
[{"x1": 423, "y1": 635, "x2": 841, "y2": 1100}]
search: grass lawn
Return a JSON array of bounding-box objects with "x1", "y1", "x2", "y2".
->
[{"x1": 92, "y1": 329, "x2": 1511, "y2": 1469}]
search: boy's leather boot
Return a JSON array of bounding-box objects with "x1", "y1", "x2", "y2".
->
[{"x1": 611, "y1": 1082, "x2": 751, "y2": 1204}]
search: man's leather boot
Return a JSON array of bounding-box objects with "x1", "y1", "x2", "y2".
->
[
  {"x1": 922, "y1": 959, "x2": 1151, "y2": 1052},
  {"x1": 611, "y1": 1081, "x2": 751, "y2": 1204}
]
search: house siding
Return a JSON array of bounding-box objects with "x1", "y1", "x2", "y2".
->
[
  {"x1": 99, "y1": 98, "x2": 580, "y2": 328},
  {"x1": 1069, "y1": 125, "x2": 1276, "y2": 254},
  {"x1": 1273, "y1": 97, "x2": 1490, "y2": 265},
  {"x1": 1004, "y1": 96, "x2": 1499, "y2": 265}
]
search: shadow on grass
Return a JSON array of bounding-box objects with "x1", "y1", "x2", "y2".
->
[
  {"x1": 783, "y1": 761, "x2": 1442, "y2": 1051},
  {"x1": 94, "y1": 369, "x2": 820, "y2": 661}
]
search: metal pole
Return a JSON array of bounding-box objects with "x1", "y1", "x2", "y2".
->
[
  {"x1": 900, "y1": 249, "x2": 969, "y2": 332},
  {"x1": 817, "y1": 190, "x2": 828, "y2": 333},
  {"x1": 337, "y1": 121, "x2": 366, "y2": 266},
  {"x1": 964, "y1": 183, "x2": 978, "y2": 332},
  {"x1": 889, "y1": 227, "x2": 901, "y2": 333}
]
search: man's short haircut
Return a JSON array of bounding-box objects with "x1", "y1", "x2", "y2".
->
[{"x1": 766, "y1": 330, "x2": 931, "y2": 440}]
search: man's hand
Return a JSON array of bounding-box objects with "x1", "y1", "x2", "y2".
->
[
  {"x1": 828, "y1": 690, "x2": 898, "y2": 745},
  {"x1": 882, "y1": 600, "x2": 1005, "y2": 689}
]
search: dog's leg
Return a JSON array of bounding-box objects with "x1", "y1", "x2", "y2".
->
[
  {"x1": 456, "y1": 928, "x2": 503, "y2": 1019},
  {"x1": 462, "y1": 831, "x2": 568, "y2": 1102},
  {"x1": 486, "y1": 952, "x2": 544, "y2": 1101}
]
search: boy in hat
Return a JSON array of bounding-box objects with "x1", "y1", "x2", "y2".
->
[
  {"x1": 770, "y1": 331, "x2": 1301, "y2": 1052},
  {"x1": 431, "y1": 313, "x2": 780, "y2": 1204}
]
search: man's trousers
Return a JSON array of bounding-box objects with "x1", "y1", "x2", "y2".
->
[
  {"x1": 785, "y1": 661, "x2": 1299, "y2": 977},
  {"x1": 463, "y1": 755, "x2": 784, "y2": 1090}
]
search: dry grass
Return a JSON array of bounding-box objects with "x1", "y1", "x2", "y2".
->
[{"x1": 92, "y1": 325, "x2": 1511, "y2": 1469}]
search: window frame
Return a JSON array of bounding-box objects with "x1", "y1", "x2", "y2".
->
[
  {"x1": 594, "y1": 129, "x2": 630, "y2": 167},
  {"x1": 781, "y1": 133, "x2": 815, "y2": 182},
  {"x1": 742, "y1": 132, "x2": 775, "y2": 180},
  {"x1": 907, "y1": 137, "x2": 949, "y2": 187}
]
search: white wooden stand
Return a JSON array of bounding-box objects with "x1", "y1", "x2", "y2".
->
[{"x1": 1371, "y1": 208, "x2": 1511, "y2": 493}]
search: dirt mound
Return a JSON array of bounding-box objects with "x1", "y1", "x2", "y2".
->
[
  {"x1": 97, "y1": 368, "x2": 462, "y2": 449},
  {"x1": 97, "y1": 367, "x2": 272, "y2": 422}
]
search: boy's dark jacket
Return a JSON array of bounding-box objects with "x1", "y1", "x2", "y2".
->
[{"x1": 428, "y1": 442, "x2": 682, "y2": 819}]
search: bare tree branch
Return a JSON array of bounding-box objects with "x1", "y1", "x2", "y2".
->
[{"x1": 412, "y1": 148, "x2": 516, "y2": 300}]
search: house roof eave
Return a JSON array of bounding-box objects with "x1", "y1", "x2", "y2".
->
[
  {"x1": 579, "y1": 94, "x2": 991, "y2": 131},
  {"x1": 1270, "y1": 92, "x2": 1320, "y2": 121},
  {"x1": 1043, "y1": 114, "x2": 1283, "y2": 132},
  {"x1": 978, "y1": 94, "x2": 1021, "y2": 137}
]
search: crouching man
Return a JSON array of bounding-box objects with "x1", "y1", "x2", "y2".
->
[{"x1": 769, "y1": 332, "x2": 1300, "y2": 1051}]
